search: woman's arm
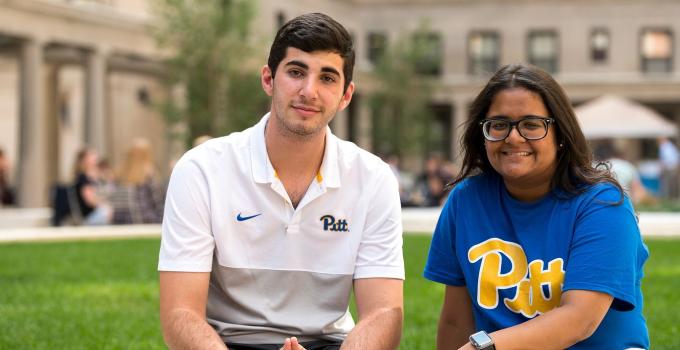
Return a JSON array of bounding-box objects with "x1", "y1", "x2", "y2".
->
[
  {"x1": 438, "y1": 286, "x2": 475, "y2": 350},
  {"x1": 459, "y1": 289, "x2": 612, "y2": 350},
  {"x1": 80, "y1": 183, "x2": 100, "y2": 207}
]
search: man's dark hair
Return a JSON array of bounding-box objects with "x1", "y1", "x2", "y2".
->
[
  {"x1": 451, "y1": 63, "x2": 623, "y2": 200},
  {"x1": 268, "y1": 12, "x2": 355, "y2": 93}
]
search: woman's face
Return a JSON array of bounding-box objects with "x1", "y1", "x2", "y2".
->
[
  {"x1": 484, "y1": 88, "x2": 558, "y2": 192},
  {"x1": 82, "y1": 151, "x2": 99, "y2": 171}
]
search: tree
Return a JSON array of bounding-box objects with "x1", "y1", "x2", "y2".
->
[
  {"x1": 368, "y1": 25, "x2": 441, "y2": 159},
  {"x1": 152, "y1": 0, "x2": 269, "y2": 146}
]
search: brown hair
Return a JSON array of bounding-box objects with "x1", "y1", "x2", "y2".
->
[{"x1": 268, "y1": 12, "x2": 355, "y2": 93}]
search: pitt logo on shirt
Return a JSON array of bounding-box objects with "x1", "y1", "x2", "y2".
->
[
  {"x1": 468, "y1": 238, "x2": 565, "y2": 318},
  {"x1": 320, "y1": 215, "x2": 350, "y2": 232}
]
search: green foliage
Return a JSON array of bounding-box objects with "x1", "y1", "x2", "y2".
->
[
  {"x1": 0, "y1": 236, "x2": 678, "y2": 349},
  {"x1": 152, "y1": 0, "x2": 269, "y2": 146},
  {"x1": 368, "y1": 24, "x2": 441, "y2": 158}
]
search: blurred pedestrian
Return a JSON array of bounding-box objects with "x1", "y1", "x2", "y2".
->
[
  {"x1": 96, "y1": 158, "x2": 116, "y2": 200},
  {"x1": 110, "y1": 138, "x2": 164, "y2": 224},
  {"x1": 193, "y1": 135, "x2": 213, "y2": 148},
  {"x1": 0, "y1": 148, "x2": 15, "y2": 206},
  {"x1": 73, "y1": 148, "x2": 112, "y2": 225},
  {"x1": 594, "y1": 141, "x2": 651, "y2": 205},
  {"x1": 413, "y1": 153, "x2": 450, "y2": 206},
  {"x1": 658, "y1": 137, "x2": 680, "y2": 199}
]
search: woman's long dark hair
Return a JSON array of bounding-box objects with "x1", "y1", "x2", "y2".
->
[{"x1": 451, "y1": 64, "x2": 623, "y2": 200}]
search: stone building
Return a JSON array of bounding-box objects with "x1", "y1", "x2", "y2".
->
[{"x1": 1, "y1": 0, "x2": 679, "y2": 207}]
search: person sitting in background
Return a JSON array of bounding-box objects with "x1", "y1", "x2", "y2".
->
[
  {"x1": 413, "y1": 153, "x2": 453, "y2": 207},
  {"x1": 593, "y1": 141, "x2": 652, "y2": 205},
  {"x1": 193, "y1": 135, "x2": 213, "y2": 148},
  {"x1": 110, "y1": 138, "x2": 164, "y2": 224},
  {"x1": 657, "y1": 137, "x2": 680, "y2": 199},
  {"x1": 0, "y1": 148, "x2": 15, "y2": 206},
  {"x1": 73, "y1": 148, "x2": 112, "y2": 225},
  {"x1": 96, "y1": 158, "x2": 116, "y2": 201}
]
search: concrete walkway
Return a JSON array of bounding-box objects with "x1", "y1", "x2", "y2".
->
[
  {"x1": 0, "y1": 208, "x2": 678, "y2": 243},
  {"x1": 402, "y1": 208, "x2": 680, "y2": 237}
]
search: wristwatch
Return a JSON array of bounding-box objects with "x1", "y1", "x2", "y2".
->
[{"x1": 469, "y1": 330, "x2": 496, "y2": 350}]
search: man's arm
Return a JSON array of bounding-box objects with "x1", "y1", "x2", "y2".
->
[
  {"x1": 458, "y1": 289, "x2": 612, "y2": 350},
  {"x1": 437, "y1": 286, "x2": 475, "y2": 350},
  {"x1": 341, "y1": 278, "x2": 403, "y2": 350},
  {"x1": 159, "y1": 271, "x2": 228, "y2": 350}
]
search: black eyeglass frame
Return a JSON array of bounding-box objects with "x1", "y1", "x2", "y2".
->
[{"x1": 480, "y1": 117, "x2": 555, "y2": 142}]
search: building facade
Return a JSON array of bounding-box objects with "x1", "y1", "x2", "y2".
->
[{"x1": 1, "y1": 0, "x2": 679, "y2": 207}]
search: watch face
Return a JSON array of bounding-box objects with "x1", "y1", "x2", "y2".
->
[{"x1": 470, "y1": 331, "x2": 494, "y2": 349}]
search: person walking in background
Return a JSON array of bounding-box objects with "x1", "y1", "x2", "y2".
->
[
  {"x1": 0, "y1": 148, "x2": 15, "y2": 206},
  {"x1": 158, "y1": 13, "x2": 403, "y2": 350},
  {"x1": 73, "y1": 148, "x2": 112, "y2": 225},
  {"x1": 424, "y1": 64, "x2": 648, "y2": 349},
  {"x1": 110, "y1": 138, "x2": 164, "y2": 224},
  {"x1": 658, "y1": 137, "x2": 680, "y2": 199}
]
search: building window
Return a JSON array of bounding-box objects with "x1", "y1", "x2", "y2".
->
[
  {"x1": 367, "y1": 32, "x2": 387, "y2": 64},
  {"x1": 468, "y1": 31, "x2": 500, "y2": 75},
  {"x1": 590, "y1": 28, "x2": 610, "y2": 63},
  {"x1": 528, "y1": 30, "x2": 558, "y2": 73},
  {"x1": 413, "y1": 32, "x2": 442, "y2": 76},
  {"x1": 640, "y1": 28, "x2": 673, "y2": 73}
]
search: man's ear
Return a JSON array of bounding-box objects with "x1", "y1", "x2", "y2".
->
[
  {"x1": 338, "y1": 81, "x2": 355, "y2": 112},
  {"x1": 261, "y1": 65, "x2": 274, "y2": 97}
]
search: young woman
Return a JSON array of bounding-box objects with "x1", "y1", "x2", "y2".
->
[
  {"x1": 111, "y1": 138, "x2": 164, "y2": 224},
  {"x1": 424, "y1": 64, "x2": 648, "y2": 350}
]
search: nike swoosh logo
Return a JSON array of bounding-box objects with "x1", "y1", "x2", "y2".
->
[{"x1": 236, "y1": 213, "x2": 261, "y2": 221}]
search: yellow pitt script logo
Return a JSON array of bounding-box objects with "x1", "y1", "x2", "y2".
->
[{"x1": 468, "y1": 238, "x2": 565, "y2": 318}]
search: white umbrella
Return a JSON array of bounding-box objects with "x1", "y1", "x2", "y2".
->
[{"x1": 574, "y1": 95, "x2": 677, "y2": 139}]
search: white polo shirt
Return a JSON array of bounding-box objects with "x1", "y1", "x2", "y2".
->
[{"x1": 158, "y1": 113, "x2": 404, "y2": 344}]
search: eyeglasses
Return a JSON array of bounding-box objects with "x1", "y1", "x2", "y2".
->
[{"x1": 480, "y1": 117, "x2": 555, "y2": 142}]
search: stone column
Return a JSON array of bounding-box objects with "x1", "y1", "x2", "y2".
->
[
  {"x1": 17, "y1": 37, "x2": 48, "y2": 207},
  {"x1": 84, "y1": 47, "x2": 107, "y2": 155}
]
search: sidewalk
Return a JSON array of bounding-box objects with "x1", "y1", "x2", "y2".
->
[
  {"x1": 0, "y1": 208, "x2": 678, "y2": 243},
  {"x1": 402, "y1": 208, "x2": 680, "y2": 237}
]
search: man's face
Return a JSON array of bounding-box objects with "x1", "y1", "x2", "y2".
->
[{"x1": 262, "y1": 47, "x2": 354, "y2": 139}]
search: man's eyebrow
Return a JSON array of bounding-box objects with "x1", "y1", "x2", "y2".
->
[
  {"x1": 284, "y1": 60, "x2": 309, "y2": 70},
  {"x1": 321, "y1": 67, "x2": 341, "y2": 76}
]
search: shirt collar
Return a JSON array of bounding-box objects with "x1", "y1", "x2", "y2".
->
[{"x1": 250, "y1": 113, "x2": 341, "y2": 188}]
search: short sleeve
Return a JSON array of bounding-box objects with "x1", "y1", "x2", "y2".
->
[
  {"x1": 423, "y1": 187, "x2": 465, "y2": 286},
  {"x1": 158, "y1": 153, "x2": 215, "y2": 272},
  {"x1": 563, "y1": 185, "x2": 646, "y2": 311},
  {"x1": 354, "y1": 164, "x2": 405, "y2": 280}
]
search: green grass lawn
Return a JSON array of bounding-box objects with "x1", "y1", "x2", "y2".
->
[{"x1": 0, "y1": 235, "x2": 678, "y2": 349}]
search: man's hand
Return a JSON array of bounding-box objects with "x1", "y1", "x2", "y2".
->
[{"x1": 280, "y1": 337, "x2": 307, "y2": 350}]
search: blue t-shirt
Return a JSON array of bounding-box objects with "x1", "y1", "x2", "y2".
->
[{"x1": 424, "y1": 173, "x2": 649, "y2": 349}]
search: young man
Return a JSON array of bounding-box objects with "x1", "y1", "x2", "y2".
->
[{"x1": 158, "y1": 13, "x2": 404, "y2": 350}]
